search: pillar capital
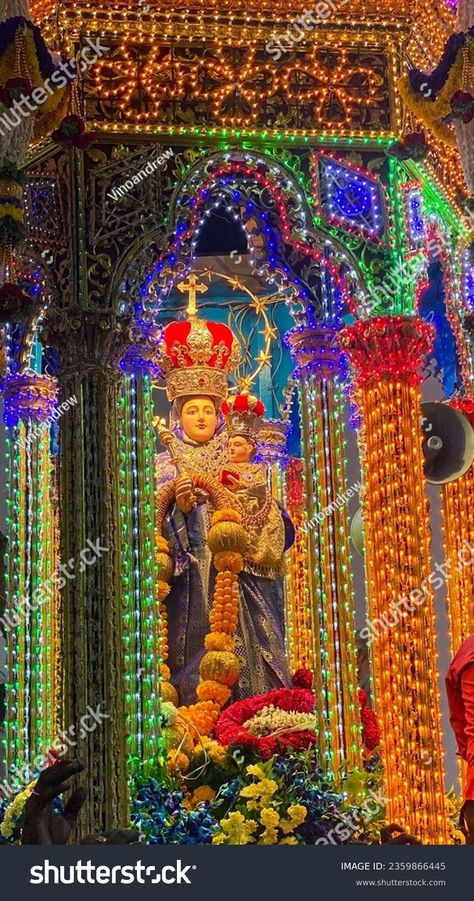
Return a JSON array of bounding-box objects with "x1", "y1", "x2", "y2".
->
[
  {"x1": 339, "y1": 315, "x2": 434, "y2": 387},
  {"x1": 40, "y1": 308, "x2": 134, "y2": 377},
  {"x1": 255, "y1": 418, "x2": 289, "y2": 467},
  {"x1": 286, "y1": 322, "x2": 345, "y2": 380},
  {"x1": 119, "y1": 322, "x2": 163, "y2": 377},
  {"x1": 2, "y1": 372, "x2": 58, "y2": 427}
]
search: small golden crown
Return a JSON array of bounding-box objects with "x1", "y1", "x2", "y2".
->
[{"x1": 221, "y1": 392, "x2": 265, "y2": 441}]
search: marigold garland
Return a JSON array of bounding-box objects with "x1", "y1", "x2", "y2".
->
[
  {"x1": 156, "y1": 474, "x2": 245, "y2": 744},
  {"x1": 0, "y1": 19, "x2": 68, "y2": 141}
]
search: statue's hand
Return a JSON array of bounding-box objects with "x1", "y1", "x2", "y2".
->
[
  {"x1": 21, "y1": 759, "x2": 86, "y2": 845},
  {"x1": 175, "y1": 475, "x2": 196, "y2": 514}
]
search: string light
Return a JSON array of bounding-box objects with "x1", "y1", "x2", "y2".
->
[{"x1": 340, "y1": 315, "x2": 449, "y2": 844}]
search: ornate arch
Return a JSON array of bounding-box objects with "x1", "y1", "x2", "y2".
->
[{"x1": 114, "y1": 147, "x2": 367, "y2": 326}]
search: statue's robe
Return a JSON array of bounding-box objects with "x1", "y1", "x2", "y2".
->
[{"x1": 161, "y1": 457, "x2": 293, "y2": 704}]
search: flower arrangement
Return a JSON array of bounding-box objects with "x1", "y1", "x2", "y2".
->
[
  {"x1": 0, "y1": 780, "x2": 37, "y2": 842},
  {"x1": 51, "y1": 114, "x2": 95, "y2": 150},
  {"x1": 215, "y1": 684, "x2": 317, "y2": 760},
  {"x1": 0, "y1": 17, "x2": 69, "y2": 142},
  {"x1": 398, "y1": 28, "x2": 474, "y2": 145},
  {"x1": 387, "y1": 132, "x2": 429, "y2": 162},
  {"x1": 212, "y1": 762, "x2": 307, "y2": 844},
  {"x1": 0, "y1": 281, "x2": 37, "y2": 324},
  {"x1": 130, "y1": 744, "x2": 389, "y2": 846},
  {"x1": 0, "y1": 163, "x2": 26, "y2": 249}
]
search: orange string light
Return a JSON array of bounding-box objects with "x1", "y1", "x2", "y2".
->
[{"x1": 341, "y1": 316, "x2": 449, "y2": 844}]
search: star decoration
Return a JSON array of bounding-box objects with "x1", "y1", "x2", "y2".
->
[
  {"x1": 237, "y1": 375, "x2": 254, "y2": 393},
  {"x1": 260, "y1": 324, "x2": 279, "y2": 341},
  {"x1": 256, "y1": 349, "x2": 272, "y2": 368},
  {"x1": 252, "y1": 297, "x2": 269, "y2": 315}
]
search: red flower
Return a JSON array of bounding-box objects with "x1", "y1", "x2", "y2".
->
[
  {"x1": 52, "y1": 114, "x2": 95, "y2": 150},
  {"x1": 0, "y1": 77, "x2": 34, "y2": 108},
  {"x1": 358, "y1": 689, "x2": 381, "y2": 751},
  {"x1": 450, "y1": 91, "x2": 474, "y2": 124},
  {"x1": 387, "y1": 132, "x2": 428, "y2": 162},
  {"x1": 216, "y1": 687, "x2": 316, "y2": 758},
  {"x1": 292, "y1": 668, "x2": 313, "y2": 689}
]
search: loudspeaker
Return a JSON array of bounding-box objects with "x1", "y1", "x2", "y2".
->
[{"x1": 421, "y1": 402, "x2": 474, "y2": 484}]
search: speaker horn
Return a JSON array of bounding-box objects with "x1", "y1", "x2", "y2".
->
[
  {"x1": 421, "y1": 402, "x2": 474, "y2": 484},
  {"x1": 350, "y1": 506, "x2": 365, "y2": 557}
]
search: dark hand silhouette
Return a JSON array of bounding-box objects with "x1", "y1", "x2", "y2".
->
[
  {"x1": 21, "y1": 759, "x2": 86, "y2": 845},
  {"x1": 380, "y1": 823, "x2": 422, "y2": 845}
]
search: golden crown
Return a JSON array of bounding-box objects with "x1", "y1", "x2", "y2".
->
[
  {"x1": 221, "y1": 392, "x2": 266, "y2": 442},
  {"x1": 157, "y1": 317, "x2": 241, "y2": 403}
]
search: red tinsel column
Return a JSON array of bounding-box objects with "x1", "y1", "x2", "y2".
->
[{"x1": 340, "y1": 315, "x2": 449, "y2": 844}]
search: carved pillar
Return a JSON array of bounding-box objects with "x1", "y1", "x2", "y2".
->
[
  {"x1": 41, "y1": 309, "x2": 133, "y2": 835},
  {"x1": 287, "y1": 323, "x2": 361, "y2": 776},
  {"x1": 340, "y1": 315, "x2": 449, "y2": 844}
]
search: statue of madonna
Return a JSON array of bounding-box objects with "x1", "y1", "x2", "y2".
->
[{"x1": 156, "y1": 316, "x2": 293, "y2": 706}]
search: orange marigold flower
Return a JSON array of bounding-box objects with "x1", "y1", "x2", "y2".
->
[
  {"x1": 167, "y1": 750, "x2": 189, "y2": 774},
  {"x1": 197, "y1": 680, "x2": 231, "y2": 706},
  {"x1": 157, "y1": 581, "x2": 171, "y2": 601},
  {"x1": 211, "y1": 508, "x2": 242, "y2": 526},
  {"x1": 214, "y1": 552, "x2": 244, "y2": 573},
  {"x1": 205, "y1": 632, "x2": 235, "y2": 652}
]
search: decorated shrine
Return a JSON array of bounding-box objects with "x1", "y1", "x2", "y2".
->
[{"x1": 1, "y1": 0, "x2": 474, "y2": 847}]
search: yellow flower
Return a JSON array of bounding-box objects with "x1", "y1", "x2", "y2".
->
[
  {"x1": 0, "y1": 780, "x2": 37, "y2": 839},
  {"x1": 258, "y1": 827, "x2": 278, "y2": 845},
  {"x1": 287, "y1": 804, "x2": 307, "y2": 825},
  {"x1": 216, "y1": 811, "x2": 258, "y2": 845},
  {"x1": 280, "y1": 805, "x2": 307, "y2": 835},
  {"x1": 279, "y1": 836, "x2": 299, "y2": 845},
  {"x1": 260, "y1": 808, "x2": 280, "y2": 828},
  {"x1": 241, "y1": 778, "x2": 278, "y2": 800},
  {"x1": 246, "y1": 764, "x2": 267, "y2": 780}
]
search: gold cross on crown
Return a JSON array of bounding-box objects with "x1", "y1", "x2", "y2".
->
[{"x1": 177, "y1": 273, "x2": 208, "y2": 318}]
